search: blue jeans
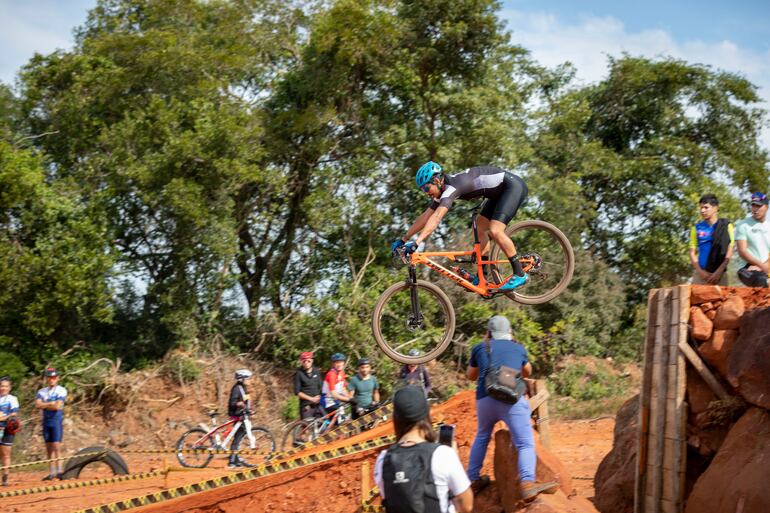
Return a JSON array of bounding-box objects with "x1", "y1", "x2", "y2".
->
[{"x1": 467, "y1": 395, "x2": 535, "y2": 482}]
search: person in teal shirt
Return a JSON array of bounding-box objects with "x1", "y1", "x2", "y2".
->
[
  {"x1": 735, "y1": 192, "x2": 770, "y2": 287},
  {"x1": 348, "y1": 358, "x2": 380, "y2": 420}
]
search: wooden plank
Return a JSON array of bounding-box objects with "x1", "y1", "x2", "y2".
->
[
  {"x1": 534, "y1": 379, "x2": 551, "y2": 449},
  {"x1": 673, "y1": 284, "x2": 690, "y2": 513},
  {"x1": 662, "y1": 287, "x2": 680, "y2": 505},
  {"x1": 635, "y1": 289, "x2": 660, "y2": 513},
  {"x1": 678, "y1": 340, "x2": 729, "y2": 400},
  {"x1": 361, "y1": 461, "x2": 371, "y2": 506},
  {"x1": 651, "y1": 288, "x2": 672, "y2": 511}
]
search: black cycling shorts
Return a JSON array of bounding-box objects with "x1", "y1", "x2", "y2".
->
[{"x1": 479, "y1": 173, "x2": 528, "y2": 225}]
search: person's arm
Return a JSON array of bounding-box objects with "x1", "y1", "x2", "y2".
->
[
  {"x1": 373, "y1": 379, "x2": 381, "y2": 403},
  {"x1": 737, "y1": 240, "x2": 769, "y2": 273},
  {"x1": 521, "y1": 362, "x2": 532, "y2": 378},
  {"x1": 402, "y1": 207, "x2": 436, "y2": 241},
  {"x1": 415, "y1": 206, "x2": 449, "y2": 246},
  {"x1": 708, "y1": 223, "x2": 735, "y2": 282},
  {"x1": 422, "y1": 368, "x2": 432, "y2": 394},
  {"x1": 466, "y1": 344, "x2": 480, "y2": 380},
  {"x1": 452, "y1": 487, "x2": 474, "y2": 513}
]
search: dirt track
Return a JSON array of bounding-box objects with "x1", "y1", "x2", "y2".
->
[{"x1": 2, "y1": 391, "x2": 613, "y2": 512}]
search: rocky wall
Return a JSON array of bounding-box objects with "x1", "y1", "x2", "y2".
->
[{"x1": 594, "y1": 285, "x2": 770, "y2": 513}]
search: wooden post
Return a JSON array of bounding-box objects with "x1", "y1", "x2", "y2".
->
[
  {"x1": 534, "y1": 379, "x2": 551, "y2": 450},
  {"x1": 361, "y1": 461, "x2": 371, "y2": 506},
  {"x1": 651, "y1": 289, "x2": 671, "y2": 510},
  {"x1": 678, "y1": 340, "x2": 729, "y2": 400},
  {"x1": 635, "y1": 289, "x2": 660, "y2": 513}
]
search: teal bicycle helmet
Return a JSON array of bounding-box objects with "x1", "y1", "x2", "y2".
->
[{"x1": 415, "y1": 161, "x2": 443, "y2": 188}]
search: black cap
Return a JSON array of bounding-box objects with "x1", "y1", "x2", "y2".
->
[
  {"x1": 357, "y1": 357, "x2": 371, "y2": 366},
  {"x1": 393, "y1": 386, "x2": 429, "y2": 423}
]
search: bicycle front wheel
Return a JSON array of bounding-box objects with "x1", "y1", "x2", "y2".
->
[
  {"x1": 175, "y1": 428, "x2": 214, "y2": 468},
  {"x1": 488, "y1": 220, "x2": 574, "y2": 304},
  {"x1": 233, "y1": 427, "x2": 275, "y2": 467},
  {"x1": 372, "y1": 279, "x2": 455, "y2": 365}
]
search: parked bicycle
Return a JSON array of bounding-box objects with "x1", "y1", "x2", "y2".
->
[
  {"x1": 175, "y1": 409, "x2": 275, "y2": 468},
  {"x1": 280, "y1": 404, "x2": 353, "y2": 451},
  {"x1": 372, "y1": 208, "x2": 574, "y2": 364}
]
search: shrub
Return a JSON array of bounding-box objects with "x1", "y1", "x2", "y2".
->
[
  {"x1": 551, "y1": 358, "x2": 627, "y2": 401},
  {"x1": 282, "y1": 395, "x2": 299, "y2": 421},
  {"x1": 164, "y1": 354, "x2": 201, "y2": 385}
]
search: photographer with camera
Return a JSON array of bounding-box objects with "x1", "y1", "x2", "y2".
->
[{"x1": 466, "y1": 315, "x2": 557, "y2": 501}]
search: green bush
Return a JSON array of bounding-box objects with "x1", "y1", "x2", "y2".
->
[
  {"x1": 0, "y1": 351, "x2": 28, "y2": 385},
  {"x1": 551, "y1": 360, "x2": 627, "y2": 401},
  {"x1": 282, "y1": 395, "x2": 299, "y2": 421},
  {"x1": 164, "y1": 354, "x2": 201, "y2": 385}
]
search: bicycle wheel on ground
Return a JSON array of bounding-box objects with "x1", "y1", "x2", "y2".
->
[
  {"x1": 233, "y1": 427, "x2": 275, "y2": 467},
  {"x1": 488, "y1": 220, "x2": 574, "y2": 305},
  {"x1": 282, "y1": 419, "x2": 319, "y2": 450},
  {"x1": 175, "y1": 428, "x2": 215, "y2": 468},
  {"x1": 372, "y1": 279, "x2": 455, "y2": 365}
]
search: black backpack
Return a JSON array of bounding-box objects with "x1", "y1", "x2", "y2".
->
[{"x1": 382, "y1": 442, "x2": 442, "y2": 513}]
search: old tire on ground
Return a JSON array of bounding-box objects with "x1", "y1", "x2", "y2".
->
[{"x1": 61, "y1": 446, "x2": 129, "y2": 480}]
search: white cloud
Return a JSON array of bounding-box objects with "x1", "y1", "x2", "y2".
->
[{"x1": 500, "y1": 9, "x2": 770, "y2": 151}]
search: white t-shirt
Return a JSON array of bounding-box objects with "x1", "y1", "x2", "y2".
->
[
  {"x1": 734, "y1": 216, "x2": 770, "y2": 268},
  {"x1": 374, "y1": 444, "x2": 471, "y2": 513}
]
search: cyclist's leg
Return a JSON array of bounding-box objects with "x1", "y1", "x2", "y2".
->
[
  {"x1": 487, "y1": 174, "x2": 528, "y2": 259},
  {"x1": 229, "y1": 422, "x2": 245, "y2": 465}
]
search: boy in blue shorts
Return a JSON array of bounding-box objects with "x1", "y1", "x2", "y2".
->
[
  {"x1": 35, "y1": 367, "x2": 67, "y2": 480},
  {"x1": 0, "y1": 376, "x2": 20, "y2": 486}
]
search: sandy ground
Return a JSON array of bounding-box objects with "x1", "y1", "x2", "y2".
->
[{"x1": 1, "y1": 391, "x2": 614, "y2": 513}]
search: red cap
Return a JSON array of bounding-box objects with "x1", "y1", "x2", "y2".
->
[
  {"x1": 44, "y1": 367, "x2": 58, "y2": 377},
  {"x1": 300, "y1": 352, "x2": 314, "y2": 360}
]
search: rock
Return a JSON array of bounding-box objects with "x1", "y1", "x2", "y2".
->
[
  {"x1": 705, "y1": 309, "x2": 717, "y2": 320},
  {"x1": 699, "y1": 302, "x2": 714, "y2": 312},
  {"x1": 686, "y1": 366, "x2": 716, "y2": 416},
  {"x1": 684, "y1": 407, "x2": 770, "y2": 513},
  {"x1": 690, "y1": 285, "x2": 724, "y2": 305},
  {"x1": 493, "y1": 429, "x2": 573, "y2": 512},
  {"x1": 594, "y1": 395, "x2": 638, "y2": 513},
  {"x1": 727, "y1": 307, "x2": 770, "y2": 409},
  {"x1": 521, "y1": 490, "x2": 599, "y2": 513},
  {"x1": 698, "y1": 330, "x2": 738, "y2": 379},
  {"x1": 689, "y1": 307, "x2": 713, "y2": 341},
  {"x1": 712, "y1": 295, "x2": 744, "y2": 330}
]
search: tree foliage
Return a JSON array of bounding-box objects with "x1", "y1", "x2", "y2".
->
[{"x1": 0, "y1": 0, "x2": 767, "y2": 374}]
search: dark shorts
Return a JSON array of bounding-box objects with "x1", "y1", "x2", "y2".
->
[
  {"x1": 479, "y1": 173, "x2": 528, "y2": 225},
  {"x1": 0, "y1": 430, "x2": 13, "y2": 446},
  {"x1": 42, "y1": 423, "x2": 63, "y2": 443},
  {"x1": 737, "y1": 266, "x2": 769, "y2": 287}
]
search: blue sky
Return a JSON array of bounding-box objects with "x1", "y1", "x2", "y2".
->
[{"x1": 1, "y1": 0, "x2": 769, "y2": 147}]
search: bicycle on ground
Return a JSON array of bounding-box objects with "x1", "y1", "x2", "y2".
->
[
  {"x1": 372, "y1": 207, "x2": 574, "y2": 364},
  {"x1": 281, "y1": 403, "x2": 353, "y2": 451},
  {"x1": 175, "y1": 409, "x2": 275, "y2": 468}
]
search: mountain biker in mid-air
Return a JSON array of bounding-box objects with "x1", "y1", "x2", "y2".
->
[{"x1": 392, "y1": 162, "x2": 530, "y2": 291}]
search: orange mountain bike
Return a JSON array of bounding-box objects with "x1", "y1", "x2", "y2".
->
[{"x1": 372, "y1": 209, "x2": 574, "y2": 364}]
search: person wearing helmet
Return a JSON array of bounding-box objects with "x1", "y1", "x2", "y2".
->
[
  {"x1": 348, "y1": 358, "x2": 381, "y2": 420},
  {"x1": 391, "y1": 161, "x2": 530, "y2": 291},
  {"x1": 398, "y1": 350, "x2": 432, "y2": 398},
  {"x1": 322, "y1": 353, "x2": 352, "y2": 417},
  {"x1": 35, "y1": 367, "x2": 67, "y2": 480},
  {"x1": 0, "y1": 376, "x2": 19, "y2": 486},
  {"x1": 294, "y1": 352, "x2": 324, "y2": 420},
  {"x1": 227, "y1": 369, "x2": 253, "y2": 468}
]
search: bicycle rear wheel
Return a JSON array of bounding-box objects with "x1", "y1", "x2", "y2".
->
[
  {"x1": 372, "y1": 279, "x2": 455, "y2": 365},
  {"x1": 233, "y1": 427, "x2": 275, "y2": 467},
  {"x1": 488, "y1": 220, "x2": 574, "y2": 304},
  {"x1": 175, "y1": 428, "x2": 215, "y2": 468}
]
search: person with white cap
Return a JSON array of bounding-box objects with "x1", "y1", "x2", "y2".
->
[{"x1": 465, "y1": 315, "x2": 557, "y2": 501}]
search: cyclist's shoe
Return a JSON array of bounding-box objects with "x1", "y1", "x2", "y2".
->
[
  {"x1": 499, "y1": 273, "x2": 528, "y2": 291},
  {"x1": 227, "y1": 461, "x2": 241, "y2": 469},
  {"x1": 521, "y1": 480, "x2": 559, "y2": 502},
  {"x1": 41, "y1": 474, "x2": 56, "y2": 481},
  {"x1": 471, "y1": 274, "x2": 480, "y2": 286}
]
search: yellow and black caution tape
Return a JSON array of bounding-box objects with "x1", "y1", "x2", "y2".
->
[
  {"x1": 0, "y1": 450, "x2": 109, "y2": 472},
  {"x1": 0, "y1": 469, "x2": 168, "y2": 499},
  {"x1": 75, "y1": 433, "x2": 397, "y2": 513},
  {"x1": 361, "y1": 485, "x2": 384, "y2": 512}
]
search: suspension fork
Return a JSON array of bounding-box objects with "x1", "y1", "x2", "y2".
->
[{"x1": 407, "y1": 265, "x2": 422, "y2": 323}]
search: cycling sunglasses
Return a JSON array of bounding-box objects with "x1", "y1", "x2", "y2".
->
[{"x1": 421, "y1": 183, "x2": 432, "y2": 193}]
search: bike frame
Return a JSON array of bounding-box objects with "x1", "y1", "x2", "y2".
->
[
  {"x1": 408, "y1": 212, "x2": 535, "y2": 297},
  {"x1": 192, "y1": 415, "x2": 256, "y2": 451}
]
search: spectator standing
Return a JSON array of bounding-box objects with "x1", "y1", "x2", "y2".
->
[
  {"x1": 348, "y1": 358, "x2": 380, "y2": 419},
  {"x1": 398, "y1": 349, "x2": 432, "y2": 397},
  {"x1": 466, "y1": 316, "x2": 557, "y2": 501},
  {"x1": 294, "y1": 352, "x2": 323, "y2": 420},
  {"x1": 322, "y1": 353, "x2": 352, "y2": 417},
  {"x1": 374, "y1": 385, "x2": 473, "y2": 513},
  {"x1": 0, "y1": 376, "x2": 19, "y2": 486},
  {"x1": 688, "y1": 194, "x2": 734, "y2": 285},
  {"x1": 227, "y1": 369, "x2": 253, "y2": 468},
  {"x1": 35, "y1": 367, "x2": 67, "y2": 481},
  {"x1": 734, "y1": 192, "x2": 770, "y2": 287}
]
